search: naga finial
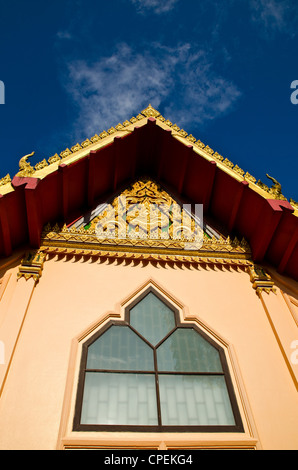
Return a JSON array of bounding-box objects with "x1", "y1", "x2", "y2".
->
[
  {"x1": 19, "y1": 151, "x2": 35, "y2": 170},
  {"x1": 266, "y1": 173, "x2": 282, "y2": 197},
  {"x1": 17, "y1": 151, "x2": 35, "y2": 176}
]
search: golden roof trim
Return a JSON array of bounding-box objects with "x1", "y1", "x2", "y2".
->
[
  {"x1": 17, "y1": 251, "x2": 45, "y2": 283},
  {"x1": 1, "y1": 105, "x2": 296, "y2": 209},
  {"x1": 0, "y1": 174, "x2": 11, "y2": 186},
  {"x1": 40, "y1": 244, "x2": 252, "y2": 268},
  {"x1": 247, "y1": 264, "x2": 276, "y2": 296},
  {"x1": 40, "y1": 221, "x2": 252, "y2": 262}
]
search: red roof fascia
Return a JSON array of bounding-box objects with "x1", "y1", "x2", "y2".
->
[{"x1": 0, "y1": 119, "x2": 297, "y2": 280}]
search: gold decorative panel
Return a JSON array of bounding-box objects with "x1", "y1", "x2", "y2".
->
[{"x1": 40, "y1": 179, "x2": 252, "y2": 268}]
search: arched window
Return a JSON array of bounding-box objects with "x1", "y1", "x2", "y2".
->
[{"x1": 73, "y1": 288, "x2": 243, "y2": 432}]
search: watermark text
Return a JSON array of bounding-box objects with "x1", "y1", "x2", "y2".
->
[
  {"x1": 290, "y1": 80, "x2": 298, "y2": 104},
  {"x1": 0, "y1": 81, "x2": 4, "y2": 105},
  {"x1": 95, "y1": 198, "x2": 204, "y2": 250}
]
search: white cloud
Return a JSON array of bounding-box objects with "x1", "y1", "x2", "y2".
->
[
  {"x1": 64, "y1": 44, "x2": 173, "y2": 139},
  {"x1": 56, "y1": 30, "x2": 73, "y2": 40},
  {"x1": 249, "y1": 0, "x2": 298, "y2": 36},
  {"x1": 165, "y1": 46, "x2": 241, "y2": 126},
  {"x1": 63, "y1": 43, "x2": 241, "y2": 140},
  {"x1": 130, "y1": 0, "x2": 179, "y2": 14}
]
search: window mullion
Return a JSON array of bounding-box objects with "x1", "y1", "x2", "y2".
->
[
  {"x1": 153, "y1": 348, "x2": 162, "y2": 427},
  {"x1": 84, "y1": 369, "x2": 156, "y2": 374}
]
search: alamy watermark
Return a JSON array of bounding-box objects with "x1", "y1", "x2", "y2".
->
[
  {"x1": 95, "y1": 197, "x2": 204, "y2": 250},
  {"x1": 290, "y1": 80, "x2": 298, "y2": 104},
  {"x1": 0, "y1": 81, "x2": 5, "y2": 105}
]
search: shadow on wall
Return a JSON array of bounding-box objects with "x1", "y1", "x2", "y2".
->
[{"x1": 48, "y1": 252, "x2": 245, "y2": 274}]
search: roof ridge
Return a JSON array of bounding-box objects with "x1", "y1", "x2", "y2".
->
[{"x1": 0, "y1": 104, "x2": 297, "y2": 211}]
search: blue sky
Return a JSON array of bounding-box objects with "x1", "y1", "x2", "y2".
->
[{"x1": 0, "y1": 0, "x2": 297, "y2": 199}]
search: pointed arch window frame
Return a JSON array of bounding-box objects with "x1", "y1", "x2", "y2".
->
[{"x1": 73, "y1": 286, "x2": 244, "y2": 433}]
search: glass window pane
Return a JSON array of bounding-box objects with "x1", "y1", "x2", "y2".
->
[
  {"x1": 130, "y1": 292, "x2": 175, "y2": 346},
  {"x1": 86, "y1": 326, "x2": 154, "y2": 371},
  {"x1": 159, "y1": 375, "x2": 235, "y2": 426},
  {"x1": 157, "y1": 328, "x2": 223, "y2": 372},
  {"x1": 81, "y1": 372, "x2": 158, "y2": 425}
]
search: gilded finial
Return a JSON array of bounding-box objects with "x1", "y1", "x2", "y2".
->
[
  {"x1": 141, "y1": 104, "x2": 160, "y2": 118},
  {"x1": 266, "y1": 174, "x2": 286, "y2": 199},
  {"x1": 17, "y1": 151, "x2": 35, "y2": 177},
  {"x1": 19, "y1": 151, "x2": 34, "y2": 169}
]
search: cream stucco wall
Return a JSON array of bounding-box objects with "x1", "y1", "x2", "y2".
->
[{"x1": 0, "y1": 254, "x2": 297, "y2": 450}]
